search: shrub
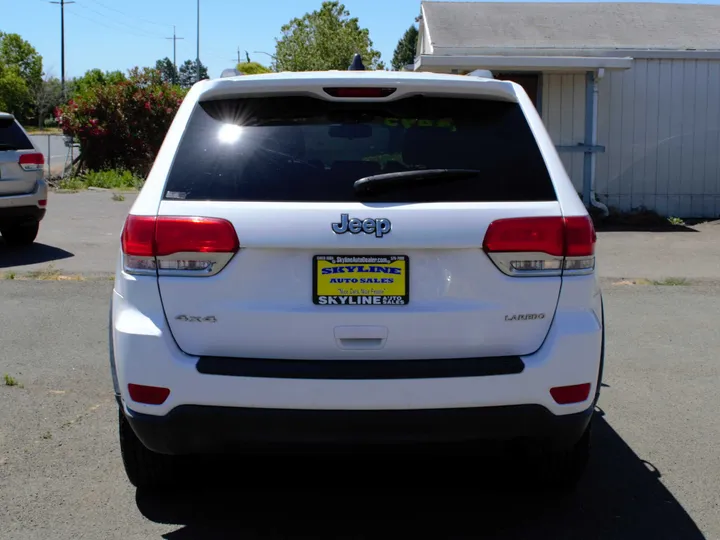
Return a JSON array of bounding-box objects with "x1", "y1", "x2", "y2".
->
[
  {"x1": 55, "y1": 67, "x2": 188, "y2": 176},
  {"x1": 59, "y1": 169, "x2": 144, "y2": 191}
]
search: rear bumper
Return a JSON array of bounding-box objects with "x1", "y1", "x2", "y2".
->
[
  {"x1": 0, "y1": 205, "x2": 46, "y2": 226},
  {"x1": 124, "y1": 402, "x2": 594, "y2": 454},
  {"x1": 0, "y1": 179, "x2": 47, "y2": 225}
]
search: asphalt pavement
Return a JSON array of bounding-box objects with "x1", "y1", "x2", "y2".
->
[{"x1": 1, "y1": 281, "x2": 718, "y2": 539}]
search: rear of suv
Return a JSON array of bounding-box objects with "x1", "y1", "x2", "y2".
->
[
  {"x1": 110, "y1": 69, "x2": 604, "y2": 490},
  {"x1": 0, "y1": 112, "x2": 47, "y2": 246}
]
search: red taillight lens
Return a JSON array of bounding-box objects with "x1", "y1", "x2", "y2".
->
[
  {"x1": 38, "y1": 199, "x2": 47, "y2": 207},
  {"x1": 323, "y1": 87, "x2": 397, "y2": 98},
  {"x1": 121, "y1": 215, "x2": 156, "y2": 257},
  {"x1": 120, "y1": 215, "x2": 239, "y2": 276},
  {"x1": 550, "y1": 383, "x2": 591, "y2": 404},
  {"x1": 128, "y1": 383, "x2": 170, "y2": 405},
  {"x1": 19, "y1": 152, "x2": 44, "y2": 171},
  {"x1": 155, "y1": 216, "x2": 239, "y2": 255},
  {"x1": 564, "y1": 216, "x2": 596, "y2": 257},
  {"x1": 483, "y1": 217, "x2": 565, "y2": 256},
  {"x1": 483, "y1": 216, "x2": 596, "y2": 276}
]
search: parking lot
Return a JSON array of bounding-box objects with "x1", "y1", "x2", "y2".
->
[{"x1": 1, "y1": 191, "x2": 719, "y2": 539}]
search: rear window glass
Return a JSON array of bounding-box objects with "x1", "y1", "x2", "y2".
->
[
  {"x1": 164, "y1": 96, "x2": 556, "y2": 203},
  {"x1": 0, "y1": 117, "x2": 33, "y2": 150}
]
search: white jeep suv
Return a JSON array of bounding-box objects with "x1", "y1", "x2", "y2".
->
[{"x1": 110, "y1": 66, "x2": 604, "y2": 490}]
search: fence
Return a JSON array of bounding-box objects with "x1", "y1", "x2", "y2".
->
[{"x1": 28, "y1": 134, "x2": 80, "y2": 180}]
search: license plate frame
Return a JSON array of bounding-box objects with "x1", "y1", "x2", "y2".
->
[{"x1": 312, "y1": 255, "x2": 409, "y2": 306}]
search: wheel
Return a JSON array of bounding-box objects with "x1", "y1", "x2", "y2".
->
[
  {"x1": 118, "y1": 408, "x2": 178, "y2": 490},
  {"x1": 1, "y1": 221, "x2": 39, "y2": 247},
  {"x1": 535, "y1": 418, "x2": 592, "y2": 493}
]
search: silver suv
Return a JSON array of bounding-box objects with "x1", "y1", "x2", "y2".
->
[{"x1": 0, "y1": 112, "x2": 47, "y2": 246}]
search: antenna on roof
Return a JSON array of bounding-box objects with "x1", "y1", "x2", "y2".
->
[{"x1": 348, "y1": 54, "x2": 365, "y2": 71}]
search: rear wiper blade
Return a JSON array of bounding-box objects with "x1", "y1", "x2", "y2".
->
[
  {"x1": 0, "y1": 143, "x2": 19, "y2": 150},
  {"x1": 354, "y1": 169, "x2": 482, "y2": 195}
]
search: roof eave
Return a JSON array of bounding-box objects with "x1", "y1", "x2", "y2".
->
[{"x1": 415, "y1": 54, "x2": 633, "y2": 73}]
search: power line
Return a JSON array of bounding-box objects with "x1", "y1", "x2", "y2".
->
[
  {"x1": 72, "y1": 1, "x2": 166, "y2": 39},
  {"x1": 85, "y1": 0, "x2": 172, "y2": 29},
  {"x1": 65, "y1": 7, "x2": 165, "y2": 41}
]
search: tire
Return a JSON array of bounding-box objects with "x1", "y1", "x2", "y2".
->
[
  {"x1": 118, "y1": 408, "x2": 179, "y2": 490},
  {"x1": 1, "y1": 221, "x2": 39, "y2": 247}
]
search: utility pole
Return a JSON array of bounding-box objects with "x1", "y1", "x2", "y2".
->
[
  {"x1": 237, "y1": 47, "x2": 241, "y2": 65},
  {"x1": 165, "y1": 26, "x2": 184, "y2": 84},
  {"x1": 50, "y1": 0, "x2": 75, "y2": 99},
  {"x1": 196, "y1": 0, "x2": 201, "y2": 82}
]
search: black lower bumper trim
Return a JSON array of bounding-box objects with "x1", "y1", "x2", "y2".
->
[
  {"x1": 0, "y1": 205, "x2": 45, "y2": 226},
  {"x1": 125, "y1": 404, "x2": 593, "y2": 455},
  {"x1": 196, "y1": 355, "x2": 525, "y2": 379}
]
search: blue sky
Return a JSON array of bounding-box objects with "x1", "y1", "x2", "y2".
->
[{"x1": 3, "y1": 0, "x2": 720, "y2": 79}]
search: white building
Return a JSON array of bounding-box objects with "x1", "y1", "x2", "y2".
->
[{"x1": 415, "y1": 1, "x2": 720, "y2": 218}]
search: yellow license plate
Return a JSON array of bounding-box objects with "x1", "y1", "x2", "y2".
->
[{"x1": 313, "y1": 255, "x2": 409, "y2": 306}]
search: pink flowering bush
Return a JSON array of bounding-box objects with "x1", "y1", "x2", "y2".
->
[{"x1": 56, "y1": 67, "x2": 188, "y2": 175}]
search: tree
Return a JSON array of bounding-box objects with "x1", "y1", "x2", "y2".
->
[
  {"x1": 155, "y1": 57, "x2": 179, "y2": 85},
  {"x1": 0, "y1": 32, "x2": 43, "y2": 121},
  {"x1": 178, "y1": 60, "x2": 209, "y2": 88},
  {"x1": 236, "y1": 61, "x2": 272, "y2": 75},
  {"x1": 273, "y1": 1, "x2": 382, "y2": 72},
  {"x1": 68, "y1": 69, "x2": 127, "y2": 98},
  {"x1": 0, "y1": 65, "x2": 28, "y2": 116},
  {"x1": 391, "y1": 25, "x2": 418, "y2": 71},
  {"x1": 34, "y1": 75, "x2": 63, "y2": 127}
]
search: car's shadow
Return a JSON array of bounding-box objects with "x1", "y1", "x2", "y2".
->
[
  {"x1": 136, "y1": 411, "x2": 705, "y2": 540},
  {"x1": 0, "y1": 242, "x2": 73, "y2": 269}
]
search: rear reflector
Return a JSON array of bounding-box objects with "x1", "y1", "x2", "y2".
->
[
  {"x1": 483, "y1": 216, "x2": 596, "y2": 277},
  {"x1": 128, "y1": 383, "x2": 171, "y2": 405},
  {"x1": 121, "y1": 215, "x2": 239, "y2": 276},
  {"x1": 19, "y1": 152, "x2": 45, "y2": 171},
  {"x1": 323, "y1": 87, "x2": 396, "y2": 98},
  {"x1": 38, "y1": 199, "x2": 47, "y2": 207},
  {"x1": 550, "y1": 383, "x2": 591, "y2": 405}
]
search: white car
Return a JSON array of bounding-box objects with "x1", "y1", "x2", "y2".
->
[{"x1": 110, "y1": 64, "x2": 604, "y2": 490}]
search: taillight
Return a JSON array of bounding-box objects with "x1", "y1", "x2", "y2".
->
[
  {"x1": 482, "y1": 216, "x2": 595, "y2": 277},
  {"x1": 121, "y1": 215, "x2": 239, "y2": 277},
  {"x1": 19, "y1": 152, "x2": 44, "y2": 171},
  {"x1": 323, "y1": 87, "x2": 397, "y2": 98}
]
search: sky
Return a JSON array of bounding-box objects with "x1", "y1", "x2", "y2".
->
[{"x1": 3, "y1": 0, "x2": 720, "y2": 80}]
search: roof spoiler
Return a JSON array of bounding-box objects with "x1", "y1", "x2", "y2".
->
[{"x1": 466, "y1": 69, "x2": 495, "y2": 79}]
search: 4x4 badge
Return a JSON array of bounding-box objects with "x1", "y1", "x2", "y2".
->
[{"x1": 331, "y1": 214, "x2": 391, "y2": 238}]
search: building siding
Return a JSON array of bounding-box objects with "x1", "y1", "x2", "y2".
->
[{"x1": 542, "y1": 60, "x2": 720, "y2": 217}]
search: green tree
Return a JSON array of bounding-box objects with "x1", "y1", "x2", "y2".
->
[
  {"x1": 178, "y1": 59, "x2": 209, "y2": 88},
  {"x1": 273, "y1": 1, "x2": 382, "y2": 72},
  {"x1": 391, "y1": 25, "x2": 418, "y2": 71},
  {"x1": 155, "y1": 57, "x2": 179, "y2": 85},
  {"x1": 236, "y1": 61, "x2": 272, "y2": 75},
  {"x1": 0, "y1": 33, "x2": 43, "y2": 121},
  {"x1": 0, "y1": 65, "x2": 28, "y2": 115},
  {"x1": 34, "y1": 75, "x2": 63, "y2": 127},
  {"x1": 68, "y1": 69, "x2": 127, "y2": 97}
]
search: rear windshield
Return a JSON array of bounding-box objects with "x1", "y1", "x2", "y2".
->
[
  {"x1": 0, "y1": 117, "x2": 33, "y2": 150},
  {"x1": 164, "y1": 96, "x2": 556, "y2": 203}
]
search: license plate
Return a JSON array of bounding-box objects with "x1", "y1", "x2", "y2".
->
[{"x1": 313, "y1": 255, "x2": 409, "y2": 306}]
